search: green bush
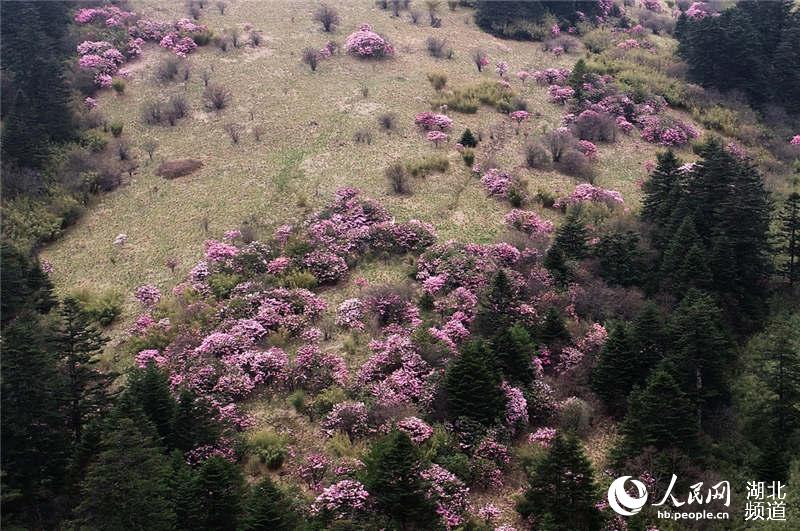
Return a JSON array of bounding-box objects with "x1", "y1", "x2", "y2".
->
[
  {"x1": 536, "y1": 189, "x2": 556, "y2": 208},
  {"x1": 461, "y1": 149, "x2": 474, "y2": 167},
  {"x1": 459, "y1": 128, "x2": 477, "y2": 147},
  {"x1": 72, "y1": 289, "x2": 124, "y2": 327},
  {"x1": 432, "y1": 81, "x2": 516, "y2": 114},
  {"x1": 193, "y1": 29, "x2": 214, "y2": 46},
  {"x1": 208, "y1": 272, "x2": 243, "y2": 299},
  {"x1": 109, "y1": 121, "x2": 124, "y2": 138},
  {"x1": 427, "y1": 72, "x2": 447, "y2": 91},
  {"x1": 80, "y1": 130, "x2": 108, "y2": 153},
  {"x1": 111, "y1": 79, "x2": 126, "y2": 94},
  {"x1": 312, "y1": 386, "x2": 347, "y2": 418},
  {"x1": 247, "y1": 429, "x2": 289, "y2": 469},
  {"x1": 405, "y1": 155, "x2": 449, "y2": 177},
  {"x1": 280, "y1": 270, "x2": 318, "y2": 289}
]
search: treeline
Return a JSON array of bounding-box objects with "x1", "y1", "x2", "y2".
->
[
  {"x1": 475, "y1": 0, "x2": 608, "y2": 40},
  {"x1": 677, "y1": 0, "x2": 800, "y2": 113}
]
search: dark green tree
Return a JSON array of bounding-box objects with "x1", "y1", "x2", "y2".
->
[
  {"x1": 517, "y1": 434, "x2": 602, "y2": 531},
  {"x1": 172, "y1": 389, "x2": 223, "y2": 453},
  {"x1": 552, "y1": 212, "x2": 589, "y2": 260},
  {"x1": 538, "y1": 307, "x2": 571, "y2": 346},
  {"x1": 459, "y1": 128, "x2": 477, "y2": 147},
  {"x1": 444, "y1": 341, "x2": 506, "y2": 427},
  {"x1": 778, "y1": 191, "x2": 800, "y2": 285},
  {"x1": 121, "y1": 364, "x2": 177, "y2": 447},
  {"x1": 0, "y1": 242, "x2": 56, "y2": 323},
  {"x1": 195, "y1": 456, "x2": 246, "y2": 531},
  {"x1": 170, "y1": 451, "x2": 202, "y2": 531},
  {"x1": 591, "y1": 322, "x2": 635, "y2": 416},
  {"x1": 361, "y1": 430, "x2": 437, "y2": 530},
  {"x1": 57, "y1": 297, "x2": 113, "y2": 442},
  {"x1": 76, "y1": 417, "x2": 177, "y2": 530},
  {"x1": 594, "y1": 230, "x2": 644, "y2": 287},
  {"x1": 617, "y1": 367, "x2": 699, "y2": 459},
  {"x1": 242, "y1": 477, "x2": 297, "y2": 531},
  {"x1": 491, "y1": 323, "x2": 535, "y2": 384},
  {"x1": 473, "y1": 269, "x2": 518, "y2": 336},
  {"x1": 0, "y1": 314, "x2": 69, "y2": 528},
  {"x1": 642, "y1": 150, "x2": 683, "y2": 226},
  {"x1": 543, "y1": 245, "x2": 571, "y2": 285}
]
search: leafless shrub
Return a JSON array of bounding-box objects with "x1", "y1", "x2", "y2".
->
[
  {"x1": 141, "y1": 100, "x2": 163, "y2": 125},
  {"x1": 544, "y1": 129, "x2": 576, "y2": 162},
  {"x1": 353, "y1": 128, "x2": 373, "y2": 144},
  {"x1": 409, "y1": 9, "x2": 422, "y2": 24},
  {"x1": 228, "y1": 28, "x2": 242, "y2": 48},
  {"x1": 426, "y1": 36, "x2": 448, "y2": 58},
  {"x1": 314, "y1": 4, "x2": 340, "y2": 32},
  {"x1": 427, "y1": 72, "x2": 447, "y2": 91},
  {"x1": 157, "y1": 159, "x2": 204, "y2": 179},
  {"x1": 216, "y1": 1, "x2": 227, "y2": 14},
  {"x1": 203, "y1": 83, "x2": 231, "y2": 111},
  {"x1": 525, "y1": 143, "x2": 551, "y2": 169},
  {"x1": 250, "y1": 31, "x2": 262, "y2": 47},
  {"x1": 378, "y1": 112, "x2": 397, "y2": 131},
  {"x1": 200, "y1": 69, "x2": 212, "y2": 86},
  {"x1": 116, "y1": 139, "x2": 132, "y2": 161},
  {"x1": 214, "y1": 35, "x2": 231, "y2": 51},
  {"x1": 224, "y1": 123, "x2": 242, "y2": 144},
  {"x1": 252, "y1": 124, "x2": 264, "y2": 142},
  {"x1": 143, "y1": 138, "x2": 158, "y2": 160},
  {"x1": 390, "y1": 0, "x2": 402, "y2": 17},
  {"x1": 165, "y1": 94, "x2": 189, "y2": 125},
  {"x1": 188, "y1": 2, "x2": 201, "y2": 20},
  {"x1": 572, "y1": 111, "x2": 617, "y2": 142},
  {"x1": 558, "y1": 149, "x2": 596, "y2": 182},
  {"x1": 155, "y1": 56, "x2": 181, "y2": 82},
  {"x1": 386, "y1": 163, "x2": 411, "y2": 195},
  {"x1": 302, "y1": 48, "x2": 320, "y2": 71},
  {"x1": 472, "y1": 48, "x2": 488, "y2": 72}
]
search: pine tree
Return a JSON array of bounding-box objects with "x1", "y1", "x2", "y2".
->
[
  {"x1": 362, "y1": 430, "x2": 437, "y2": 530},
  {"x1": 778, "y1": 191, "x2": 800, "y2": 285},
  {"x1": 591, "y1": 322, "x2": 635, "y2": 416},
  {"x1": 57, "y1": 297, "x2": 113, "y2": 442},
  {"x1": 172, "y1": 389, "x2": 222, "y2": 453},
  {"x1": 659, "y1": 217, "x2": 704, "y2": 295},
  {"x1": 1, "y1": 314, "x2": 69, "y2": 527},
  {"x1": 517, "y1": 434, "x2": 602, "y2": 531},
  {"x1": 552, "y1": 212, "x2": 589, "y2": 260},
  {"x1": 594, "y1": 230, "x2": 644, "y2": 287},
  {"x1": 1, "y1": 242, "x2": 56, "y2": 324},
  {"x1": 678, "y1": 242, "x2": 713, "y2": 292},
  {"x1": 491, "y1": 323, "x2": 535, "y2": 384},
  {"x1": 538, "y1": 307, "x2": 570, "y2": 346},
  {"x1": 629, "y1": 303, "x2": 666, "y2": 378},
  {"x1": 543, "y1": 245, "x2": 571, "y2": 285},
  {"x1": 195, "y1": 456, "x2": 246, "y2": 531},
  {"x1": 170, "y1": 451, "x2": 202, "y2": 531},
  {"x1": 459, "y1": 128, "x2": 477, "y2": 147},
  {"x1": 568, "y1": 59, "x2": 589, "y2": 100},
  {"x1": 473, "y1": 269, "x2": 517, "y2": 336},
  {"x1": 666, "y1": 290, "x2": 734, "y2": 431},
  {"x1": 617, "y1": 367, "x2": 698, "y2": 459},
  {"x1": 242, "y1": 477, "x2": 297, "y2": 531},
  {"x1": 76, "y1": 417, "x2": 176, "y2": 530},
  {"x1": 642, "y1": 149, "x2": 683, "y2": 226},
  {"x1": 444, "y1": 340, "x2": 506, "y2": 427},
  {"x1": 122, "y1": 364, "x2": 177, "y2": 447}
]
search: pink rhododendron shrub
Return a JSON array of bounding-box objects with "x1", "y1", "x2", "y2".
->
[
  {"x1": 414, "y1": 112, "x2": 453, "y2": 131},
  {"x1": 321, "y1": 401, "x2": 369, "y2": 439},
  {"x1": 554, "y1": 183, "x2": 624, "y2": 209},
  {"x1": 205, "y1": 239, "x2": 239, "y2": 263},
  {"x1": 548, "y1": 85, "x2": 575, "y2": 104},
  {"x1": 293, "y1": 344, "x2": 349, "y2": 391},
  {"x1": 509, "y1": 110, "x2": 531, "y2": 124},
  {"x1": 367, "y1": 220, "x2": 437, "y2": 254},
  {"x1": 475, "y1": 437, "x2": 511, "y2": 467},
  {"x1": 357, "y1": 334, "x2": 433, "y2": 406},
  {"x1": 336, "y1": 298, "x2": 366, "y2": 331},
  {"x1": 312, "y1": 479, "x2": 370, "y2": 520},
  {"x1": 504, "y1": 209, "x2": 554, "y2": 236},
  {"x1": 528, "y1": 427, "x2": 557, "y2": 448},
  {"x1": 480, "y1": 168, "x2": 515, "y2": 197},
  {"x1": 516, "y1": 70, "x2": 531, "y2": 84},
  {"x1": 642, "y1": 0, "x2": 663, "y2": 12},
  {"x1": 421, "y1": 464, "x2": 470, "y2": 529},
  {"x1": 639, "y1": 115, "x2": 699, "y2": 146},
  {"x1": 577, "y1": 140, "x2": 599, "y2": 160},
  {"x1": 396, "y1": 417, "x2": 434, "y2": 443},
  {"x1": 74, "y1": 6, "x2": 135, "y2": 26},
  {"x1": 427, "y1": 130, "x2": 449, "y2": 147},
  {"x1": 477, "y1": 503, "x2": 502, "y2": 522},
  {"x1": 533, "y1": 68, "x2": 571, "y2": 85},
  {"x1": 495, "y1": 61, "x2": 509, "y2": 78},
  {"x1": 134, "y1": 284, "x2": 161, "y2": 306},
  {"x1": 502, "y1": 382, "x2": 529, "y2": 429},
  {"x1": 303, "y1": 250, "x2": 348, "y2": 283},
  {"x1": 344, "y1": 24, "x2": 394, "y2": 58},
  {"x1": 790, "y1": 135, "x2": 800, "y2": 146},
  {"x1": 297, "y1": 452, "x2": 330, "y2": 491},
  {"x1": 686, "y1": 2, "x2": 713, "y2": 19},
  {"x1": 135, "y1": 349, "x2": 168, "y2": 368}
]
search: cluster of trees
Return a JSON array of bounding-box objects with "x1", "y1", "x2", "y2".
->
[
  {"x1": 677, "y1": 0, "x2": 800, "y2": 112},
  {"x1": 475, "y1": 0, "x2": 606, "y2": 39}
]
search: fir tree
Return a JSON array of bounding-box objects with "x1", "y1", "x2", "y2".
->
[
  {"x1": 491, "y1": 323, "x2": 535, "y2": 384},
  {"x1": 538, "y1": 307, "x2": 570, "y2": 346},
  {"x1": 552, "y1": 212, "x2": 589, "y2": 260},
  {"x1": 543, "y1": 245, "x2": 571, "y2": 285},
  {"x1": 57, "y1": 297, "x2": 113, "y2": 442},
  {"x1": 659, "y1": 217, "x2": 705, "y2": 295},
  {"x1": 170, "y1": 451, "x2": 202, "y2": 531},
  {"x1": 642, "y1": 151, "x2": 683, "y2": 226},
  {"x1": 76, "y1": 417, "x2": 177, "y2": 530},
  {"x1": 666, "y1": 290, "x2": 734, "y2": 431},
  {"x1": 459, "y1": 128, "x2": 477, "y2": 147},
  {"x1": 517, "y1": 434, "x2": 602, "y2": 531},
  {"x1": 444, "y1": 340, "x2": 506, "y2": 427},
  {"x1": 242, "y1": 477, "x2": 297, "y2": 531},
  {"x1": 778, "y1": 191, "x2": 800, "y2": 286},
  {"x1": 122, "y1": 364, "x2": 177, "y2": 447},
  {"x1": 617, "y1": 367, "x2": 698, "y2": 459},
  {"x1": 361, "y1": 430, "x2": 437, "y2": 530},
  {"x1": 568, "y1": 59, "x2": 589, "y2": 100},
  {"x1": 473, "y1": 269, "x2": 518, "y2": 336},
  {"x1": 594, "y1": 230, "x2": 644, "y2": 287},
  {"x1": 0, "y1": 315, "x2": 69, "y2": 527},
  {"x1": 1, "y1": 242, "x2": 56, "y2": 323},
  {"x1": 195, "y1": 456, "x2": 246, "y2": 531},
  {"x1": 591, "y1": 322, "x2": 635, "y2": 416},
  {"x1": 172, "y1": 389, "x2": 222, "y2": 453}
]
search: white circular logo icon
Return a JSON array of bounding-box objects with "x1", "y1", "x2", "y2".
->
[{"x1": 608, "y1": 476, "x2": 648, "y2": 516}]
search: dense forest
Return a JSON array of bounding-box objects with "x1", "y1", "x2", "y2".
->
[{"x1": 2, "y1": 1, "x2": 799, "y2": 530}]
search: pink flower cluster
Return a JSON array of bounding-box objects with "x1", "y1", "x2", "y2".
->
[
  {"x1": 504, "y1": 209, "x2": 554, "y2": 236},
  {"x1": 503, "y1": 382, "x2": 529, "y2": 428},
  {"x1": 639, "y1": 115, "x2": 699, "y2": 146},
  {"x1": 298, "y1": 452, "x2": 330, "y2": 491},
  {"x1": 358, "y1": 334, "x2": 433, "y2": 407},
  {"x1": 509, "y1": 110, "x2": 531, "y2": 124},
  {"x1": 396, "y1": 417, "x2": 434, "y2": 443},
  {"x1": 481, "y1": 168, "x2": 516, "y2": 197},
  {"x1": 344, "y1": 24, "x2": 394, "y2": 58},
  {"x1": 548, "y1": 85, "x2": 575, "y2": 105},
  {"x1": 336, "y1": 298, "x2": 366, "y2": 331},
  {"x1": 311, "y1": 480, "x2": 370, "y2": 519},
  {"x1": 74, "y1": 6, "x2": 134, "y2": 27},
  {"x1": 533, "y1": 68, "x2": 571, "y2": 86},
  {"x1": 303, "y1": 250, "x2": 349, "y2": 283},
  {"x1": 577, "y1": 140, "x2": 599, "y2": 160},
  {"x1": 421, "y1": 464, "x2": 470, "y2": 529},
  {"x1": 686, "y1": 2, "x2": 713, "y2": 19},
  {"x1": 789, "y1": 135, "x2": 800, "y2": 146},
  {"x1": 159, "y1": 33, "x2": 198, "y2": 57},
  {"x1": 134, "y1": 284, "x2": 162, "y2": 306},
  {"x1": 427, "y1": 130, "x2": 449, "y2": 147},
  {"x1": 642, "y1": 0, "x2": 663, "y2": 13},
  {"x1": 528, "y1": 427, "x2": 557, "y2": 448},
  {"x1": 321, "y1": 401, "x2": 369, "y2": 438},
  {"x1": 414, "y1": 112, "x2": 453, "y2": 131},
  {"x1": 495, "y1": 61, "x2": 509, "y2": 78},
  {"x1": 294, "y1": 344, "x2": 349, "y2": 391},
  {"x1": 554, "y1": 183, "x2": 624, "y2": 209}
]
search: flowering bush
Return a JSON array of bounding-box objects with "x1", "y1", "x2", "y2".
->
[
  {"x1": 477, "y1": 503, "x2": 502, "y2": 522},
  {"x1": 294, "y1": 344, "x2": 349, "y2": 391},
  {"x1": 74, "y1": 6, "x2": 134, "y2": 26},
  {"x1": 414, "y1": 112, "x2": 453, "y2": 131},
  {"x1": 396, "y1": 417, "x2": 434, "y2": 443},
  {"x1": 481, "y1": 168, "x2": 515, "y2": 197},
  {"x1": 357, "y1": 334, "x2": 432, "y2": 406},
  {"x1": 495, "y1": 61, "x2": 509, "y2": 78},
  {"x1": 516, "y1": 70, "x2": 531, "y2": 84},
  {"x1": 790, "y1": 135, "x2": 800, "y2": 146},
  {"x1": 642, "y1": 0, "x2": 663, "y2": 12},
  {"x1": 421, "y1": 464, "x2": 470, "y2": 529},
  {"x1": 554, "y1": 183, "x2": 624, "y2": 209},
  {"x1": 509, "y1": 110, "x2": 531, "y2": 124},
  {"x1": 504, "y1": 209, "x2": 554, "y2": 236},
  {"x1": 427, "y1": 130, "x2": 449, "y2": 147},
  {"x1": 205, "y1": 239, "x2": 239, "y2": 262},
  {"x1": 503, "y1": 382, "x2": 529, "y2": 428},
  {"x1": 577, "y1": 140, "x2": 599, "y2": 161},
  {"x1": 344, "y1": 24, "x2": 394, "y2": 58},
  {"x1": 336, "y1": 298, "x2": 366, "y2": 331},
  {"x1": 548, "y1": 85, "x2": 575, "y2": 105},
  {"x1": 311, "y1": 480, "x2": 370, "y2": 519},
  {"x1": 134, "y1": 284, "x2": 161, "y2": 306},
  {"x1": 639, "y1": 116, "x2": 699, "y2": 146},
  {"x1": 298, "y1": 452, "x2": 330, "y2": 491},
  {"x1": 533, "y1": 68, "x2": 570, "y2": 86},
  {"x1": 321, "y1": 401, "x2": 369, "y2": 439},
  {"x1": 528, "y1": 427, "x2": 557, "y2": 448},
  {"x1": 686, "y1": 2, "x2": 713, "y2": 19},
  {"x1": 303, "y1": 250, "x2": 348, "y2": 283}
]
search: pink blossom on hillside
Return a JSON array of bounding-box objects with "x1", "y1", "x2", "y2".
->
[
  {"x1": 495, "y1": 61, "x2": 509, "y2": 78},
  {"x1": 529, "y1": 426, "x2": 557, "y2": 448},
  {"x1": 503, "y1": 382, "x2": 529, "y2": 428},
  {"x1": 135, "y1": 349, "x2": 168, "y2": 368},
  {"x1": 414, "y1": 111, "x2": 453, "y2": 131},
  {"x1": 397, "y1": 417, "x2": 434, "y2": 443},
  {"x1": 533, "y1": 68, "x2": 570, "y2": 85},
  {"x1": 421, "y1": 464, "x2": 470, "y2": 529},
  {"x1": 427, "y1": 130, "x2": 449, "y2": 147},
  {"x1": 554, "y1": 183, "x2": 624, "y2": 208},
  {"x1": 134, "y1": 284, "x2": 161, "y2": 306},
  {"x1": 516, "y1": 70, "x2": 531, "y2": 83},
  {"x1": 336, "y1": 298, "x2": 365, "y2": 331},
  {"x1": 205, "y1": 239, "x2": 239, "y2": 262},
  {"x1": 321, "y1": 401, "x2": 369, "y2": 439},
  {"x1": 642, "y1": 0, "x2": 663, "y2": 12},
  {"x1": 509, "y1": 110, "x2": 531, "y2": 124},
  {"x1": 577, "y1": 140, "x2": 599, "y2": 160},
  {"x1": 481, "y1": 168, "x2": 515, "y2": 197},
  {"x1": 311, "y1": 480, "x2": 370, "y2": 519},
  {"x1": 344, "y1": 24, "x2": 394, "y2": 58},
  {"x1": 790, "y1": 135, "x2": 800, "y2": 145},
  {"x1": 548, "y1": 85, "x2": 575, "y2": 104},
  {"x1": 84, "y1": 97, "x2": 98, "y2": 109},
  {"x1": 303, "y1": 250, "x2": 348, "y2": 283},
  {"x1": 504, "y1": 209, "x2": 554, "y2": 236},
  {"x1": 477, "y1": 503, "x2": 502, "y2": 522},
  {"x1": 686, "y1": 2, "x2": 712, "y2": 19},
  {"x1": 294, "y1": 344, "x2": 349, "y2": 391}
]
